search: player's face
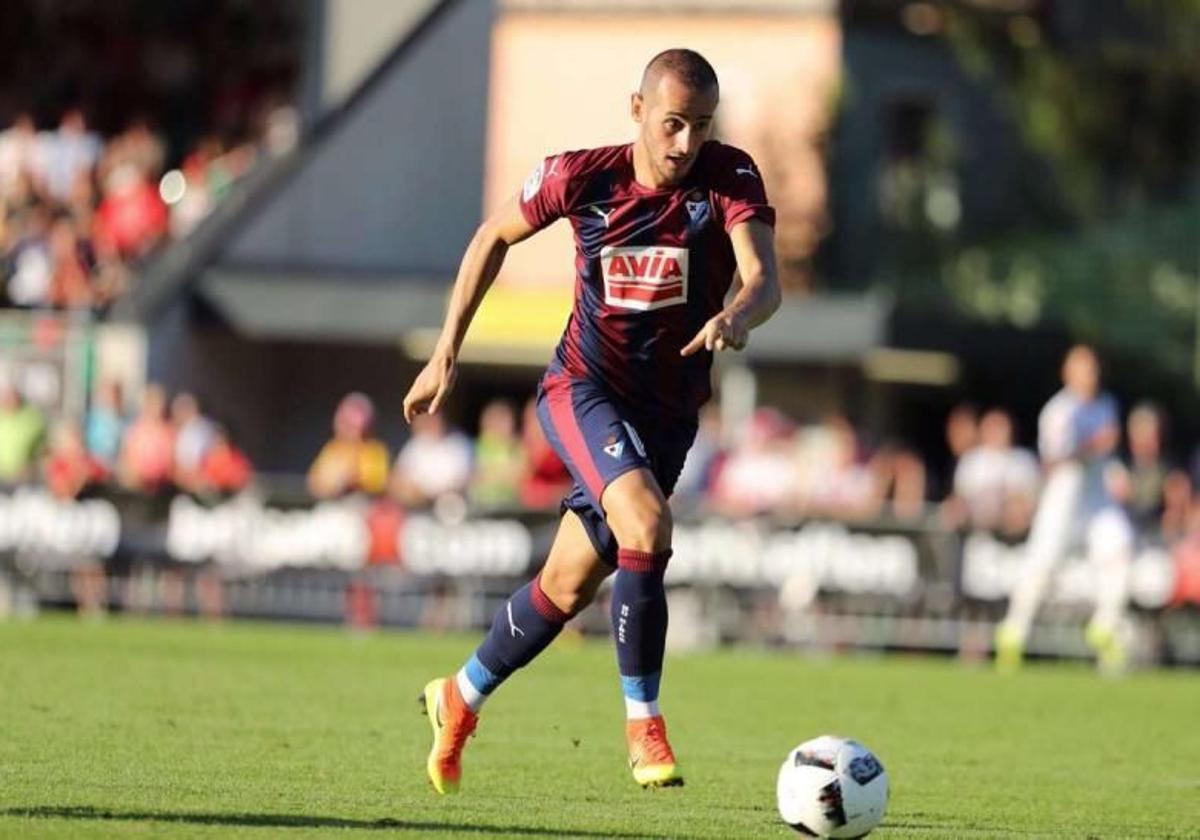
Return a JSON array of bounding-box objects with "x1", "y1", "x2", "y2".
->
[{"x1": 632, "y1": 74, "x2": 718, "y2": 186}]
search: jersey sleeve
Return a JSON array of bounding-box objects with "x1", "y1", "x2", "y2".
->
[
  {"x1": 714, "y1": 147, "x2": 776, "y2": 232},
  {"x1": 518, "y1": 152, "x2": 575, "y2": 232}
]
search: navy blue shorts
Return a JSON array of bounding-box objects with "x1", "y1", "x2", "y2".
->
[{"x1": 536, "y1": 371, "x2": 698, "y2": 565}]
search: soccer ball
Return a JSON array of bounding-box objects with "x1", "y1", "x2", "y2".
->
[{"x1": 776, "y1": 735, "x2": 888, "y2": 838}]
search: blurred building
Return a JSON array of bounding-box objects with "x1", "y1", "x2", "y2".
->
[
  {"x1": 2, "y1": 0, "x2": 1192, "y2": 473},
  {"x1": 114, "y1": 0, "x2": 904, "y2": 473}
]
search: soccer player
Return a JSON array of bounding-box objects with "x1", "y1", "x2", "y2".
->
[
  {"x1": 994, "y1": 345, "x2": 1135, "y2": 673},
  {"x1": 403, "y1": 48, "x2": 780, "y2": 792}
]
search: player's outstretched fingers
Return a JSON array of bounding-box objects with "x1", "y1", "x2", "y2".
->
[
  {"x1": 680, "y1": 328, "x2": 709, "y2": 357},
  {"x1": 427, "y1": 386, "x2": 448, "y2": 416}
]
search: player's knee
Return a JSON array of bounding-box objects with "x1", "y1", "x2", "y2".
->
[
  {"x1": 609, "y1": 493, "x2": 672, "y2": 552},
  {"x1": 538, "y1": 566, "x2": 593, "y2": 618}
]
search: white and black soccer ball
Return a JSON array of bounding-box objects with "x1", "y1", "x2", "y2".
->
[{"x1": 776, "y1": 735, "x2": 888, "y2": 838}]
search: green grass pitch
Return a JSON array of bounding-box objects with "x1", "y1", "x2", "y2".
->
[{"x1": 1, "y1": 615, "x2": 1198, "y2": 839}]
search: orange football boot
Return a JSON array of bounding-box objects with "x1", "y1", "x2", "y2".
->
[
  {"x1": 626, "y1": 715, "x2": 684, "y2": 788},
  {"x1": 419, "y1": 677, "x2": 478, "y2": 794}
]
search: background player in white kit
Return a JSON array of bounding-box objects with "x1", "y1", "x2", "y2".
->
[{"x1": 995, "y1": 345, "x2": 1135, "y2": 673}]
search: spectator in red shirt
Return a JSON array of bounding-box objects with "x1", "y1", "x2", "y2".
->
[
  {"x1": 43, "y1": 420, "x2": 107, "y2": 499},
  {"x1": 199, "y1": 425, "x2": 253, "y2": 495},
  {"x1": 47, "y1": 215, "x2": 94, "y2": 309},
  {"x1": 53, "y1": 416, "x2": 109, "y2": 619},
  {"x1": 119, "y1": 383, "x2": 174, "y2": 492},
  {"x1": 93, "y1": 163, "x2": 167, "y2": 261}
]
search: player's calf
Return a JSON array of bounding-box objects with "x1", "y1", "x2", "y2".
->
[{"x1": 458, "y1": 574, "x2": 570, "y2": 713}]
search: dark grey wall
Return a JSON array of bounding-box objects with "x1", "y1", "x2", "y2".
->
[
  {"x1": 226, "y1": 0, "x2": 493, "y2": 273},
  {"x1": 151, "y1": 322, "x2": 423, "y2": 473}
]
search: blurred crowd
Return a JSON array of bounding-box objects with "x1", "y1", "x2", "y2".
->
[
  {"x1": 2, "y1": 376, "x2": 1195, "y2": 549},
  {"x1": 0, "y1": 379, "x2": 252, "y2": 500},
  {"x1": 305, "y1": 393, "x2": 928, "y2": 520},
  {"x1": 938, "y1": 399, "x2": 1193, "y2": 543},
  {"x1": 0, "y1": 106, "x2": 294, "y2": 311},
  {"x1": 307, "y1": 392, "x2": 573, "y2": 513},
  {"x1": 302, "y1": 387, "x2": 1196, "y2": 545}
]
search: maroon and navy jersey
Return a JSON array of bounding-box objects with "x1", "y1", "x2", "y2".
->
[{"x1": 519, "y1": 141, "x2": 775, "y2": 419}]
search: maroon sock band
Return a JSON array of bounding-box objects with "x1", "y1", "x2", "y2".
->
[
  {"x1": 616, "y1": 548, "x2": 673, "y2": 573},
  {"x1": 529, "y1": 573, "x2": 569, "y2": 624}
]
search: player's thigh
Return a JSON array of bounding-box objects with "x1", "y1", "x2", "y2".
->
[
  {"x1": 600, "y1": 467, "x2": 672, "y2": 552},
  {"x1": 642, "y1": 415, "x2": 698, "y2": 499},
  {"x1": 1026, "y1": 465, "x2": 1084, "y2": 562},
  {"x1": 536, "y1": 375, "x2": 651, "y2": 518},
  {"x1": 597, "y1": 417, "x2": 694, "y2": 552},
  {"x1": 539, "y1": 509, "x2": 614, "y2": 616}
]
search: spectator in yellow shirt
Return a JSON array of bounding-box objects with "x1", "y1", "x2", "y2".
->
[{"x1": 307, "y1": 392, "x2": 389, "y2": 498}]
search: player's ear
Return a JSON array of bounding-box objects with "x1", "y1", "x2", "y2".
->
[{"x1": 631, "y1": 92, "x2": 644, "y2": 124}]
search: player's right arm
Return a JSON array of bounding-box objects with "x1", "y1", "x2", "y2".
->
[{"x1": 402, "y1": 195, "x2": 536, "y2": 422}]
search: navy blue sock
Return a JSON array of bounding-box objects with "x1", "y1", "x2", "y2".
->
[
  {"x1": 611, "y1": 548, "x2": 671, "y2": 714},
  {"x1": 459, "y1": 574, "x2": 568, "y2": 709}
]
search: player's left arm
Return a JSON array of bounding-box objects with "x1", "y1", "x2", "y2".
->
[{"x1": 681, "y1": 218, "x2": 780, "y2": 356}]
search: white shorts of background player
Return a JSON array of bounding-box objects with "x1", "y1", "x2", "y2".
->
[{"x1": 1000, "y1": 461, "x2": 1135, "y2": 646}]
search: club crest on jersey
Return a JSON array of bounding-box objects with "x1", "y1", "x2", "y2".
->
[
  {"x1": 603, "y1": 436, "x2": 624, "y2": 459},
  {"x1": 685, "y1": 198, "x2": 710, "y2": 232},
  {"x1": 522, "y1": 159, "x2": 546, "y2": 201},
  {"x1": 600, "y1": 245, "x2": 688, "y2": 312}
]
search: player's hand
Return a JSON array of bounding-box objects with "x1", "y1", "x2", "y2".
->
[
  {"x1": 680, "y1": 310, "x2": 748, "y2": 356},
  {"x1": 403, "y1": 350, "x2": 457, "y2": 423}
]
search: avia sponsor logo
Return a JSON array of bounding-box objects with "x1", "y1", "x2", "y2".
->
[{"x1": 600, "y1": 245, "x2": 688, "y2": 312}]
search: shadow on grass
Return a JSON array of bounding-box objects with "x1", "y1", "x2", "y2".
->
[{"x1": 2, "y1": 805, "x2": 684, "y2": 838}]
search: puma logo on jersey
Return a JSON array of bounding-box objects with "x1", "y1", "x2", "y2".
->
[
  {"x1": 735, "y1": 165, "x2": 759, "y2": 179},
  {"x1": 589, "y1": 205, "x2": 615, "y2": 227},
  {"x1": 600, "y1": 246, "x2": 689, "y2": 312}
]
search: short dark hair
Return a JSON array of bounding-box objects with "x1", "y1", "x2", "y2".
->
[{"x1": 640, "y1": 49, "x2": 719, "y2": 96}]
